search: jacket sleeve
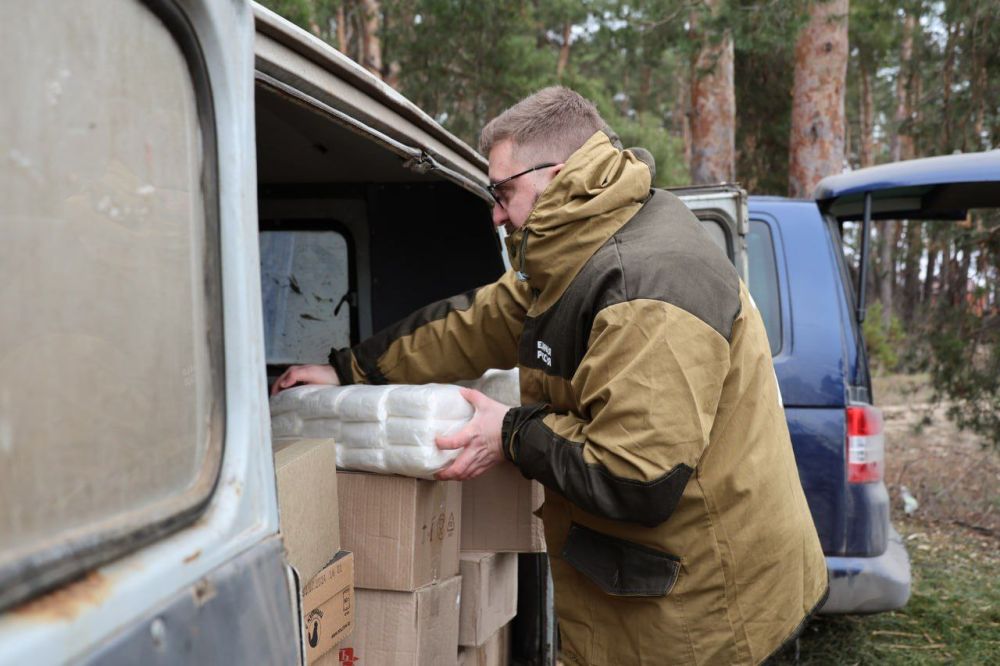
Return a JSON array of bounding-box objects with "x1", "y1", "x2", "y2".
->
[
  {"x1": 501, "y1": 299, "x2": 732, "y2": 527},
  {"x1": 329, "y1": 270, "x2": 531, "y2": 385}
]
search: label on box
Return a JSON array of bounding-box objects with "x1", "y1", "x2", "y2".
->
[{"x1": 301, "y1": 551, "x2": 355, "y2": 664}]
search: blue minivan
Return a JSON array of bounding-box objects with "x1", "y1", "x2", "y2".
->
[
  {"x1": 747, "y1": 150, "x2": 1000, "y2": 615},
  {"x1": 746, "y1": 196, "x2": 908, "y2": 614}
]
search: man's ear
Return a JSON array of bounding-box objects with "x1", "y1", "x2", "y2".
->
[{"x1": 552, "y1": 163, "x2": 565, "y2": 177}]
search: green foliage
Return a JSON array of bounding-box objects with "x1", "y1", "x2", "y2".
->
[
  {"x1": 864, "y1": 302, "x2": 906, "y2": 375},
  {"x1": 261, "y1": 0, "x2": 320, "y2": 28},
  {"x1": 383, "y1": 0, "x2": 556, "y2": 146},
  {"x1": 614, "y1": 111, "x2": 688, "y2": 187},
  {"x1": 922, "y1": 214, "x2": 1000, "y2": 448},
  {"x1": 927, "y1": 310, "x2": 1000, "y2": 448},
  {"x1": 378, "y1": 0, "x2": 700, "y2": 174},
  {"x1": 729, "y1": 0, "x2": 808, "y2": 194}
]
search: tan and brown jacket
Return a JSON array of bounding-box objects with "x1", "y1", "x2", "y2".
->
[{"x1": 329, "y1": 131, "x2": 828, "y2": 665}]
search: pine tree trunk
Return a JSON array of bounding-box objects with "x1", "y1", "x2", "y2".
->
[
  {"x1": 556, "y1": 21, "x2": 571, "y2": 79},
  {"x1": 878, "y1": 223, "x2": 896, "y2": 328},
  {"x1": 638, "y1": 65, "x2": 652, "y2": 115},
  {"x1": 859, "y1": 64, "x2": 874, "y2": 167},
  {"x1": 359, "y1": 0, "x2": 383, "y2": 78},
  {"x1": 912, "y1": 71, "x2": 923, "y2": 156},
  {"x1": 788, "y1": 0, "x2": 849, "y2": 198},
  {"x1": 923, "y1": 231, "x2": 939, "y2": 307},
  {"x1": 674, "y1": 67, "x2": 692, "y2": 172},
  {"x1": 335, "y1": 4, "x2": 347, "y2": 53},
  {"x1": 994, "y1": 267, "x2": 1000, "y2": 315},
  {"x1": 940, "y1": 21, "x2": 957, "y2": 153},
  {"x1": 689, "y1": 0, "x2": 735, "y2": 185},
  {"x1": 381, "y1": 2, "x2": 402, "y2": 90},
  {"x1": 957, "y1": 243, "x2": 972, "y2": 307},
  {"x1": 940, "y1": 237, "x2": 952, "y2": 305},
  {"x1": 973, "y1": 59, "x2": 987, "y2": 149},
  {"x1": 891, "y1": 13, "x2": 915, "y2": 162},
  {"x1": 353, "y1": 4, "x2": 365, "y2": 64},
  {"x1": 878, "y1": 9, "x2": 917, "y2": 326},
  {"x1": 901, "y1": 221, "x2": 924, "y2": 322},
  {"x1": 844, "y1": 109, "x2": 852, "y2": 164}
]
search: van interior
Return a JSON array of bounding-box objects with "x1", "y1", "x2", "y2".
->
[{"x1": 254, "y1": 81, "x2": 504, "y2": 380}]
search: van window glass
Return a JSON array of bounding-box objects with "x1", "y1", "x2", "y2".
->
[
  {"x1": 0, "y1": 0, "x2": 223, "y2": 605},
  {"x1": 747, "y1": 220, "x2": 782, "y2": 355},
  {"x1": 700, "y1": 219, "x2": 731, "y2": 260},
  {"x1": 260, "y1": 230, "x2": 352, "y2": 364}
]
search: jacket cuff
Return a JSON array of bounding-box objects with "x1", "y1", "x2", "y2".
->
[
  {"x1": 502, "y1": 404, "x2": 550, "y2": 464},
  {"x1": 327, "y1": 348, "x2": 358, "y2": 385}
]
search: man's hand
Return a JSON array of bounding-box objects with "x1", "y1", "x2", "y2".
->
[
  {"x1": 270, "y1": 363, "x2": 341, "y2": 396},
  {"x1": 435, "y1": 387, "x2": 508, "y2": 481}
]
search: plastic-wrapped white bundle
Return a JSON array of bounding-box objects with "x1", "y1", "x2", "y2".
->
[
  {"x1": 462, "y1": 368, "x2": 521, "y2": 407},
  {"x1": 270, "y1": 383, "x2": 474, "y2": 478}
]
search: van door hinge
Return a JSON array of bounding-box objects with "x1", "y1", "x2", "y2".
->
[{"x1": 403, "y1": 150, "x2": 437, "y2": 174}]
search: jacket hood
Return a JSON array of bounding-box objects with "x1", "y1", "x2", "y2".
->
[{"x1": 505, "y1": 130, "x2": 652, "y2": 307}]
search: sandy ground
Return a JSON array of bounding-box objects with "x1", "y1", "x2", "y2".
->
[{"x1": 875, "y1": 373, "x2": 1000, "y2": 537}]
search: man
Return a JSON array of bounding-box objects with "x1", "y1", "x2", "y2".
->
[{"x1": 272, "y1": 87, "x2": 827, "y2": 665}]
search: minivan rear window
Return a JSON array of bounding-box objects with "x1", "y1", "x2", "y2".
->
[{"x1": 747, "y1": 220, "x2": 782, "y2": 355}]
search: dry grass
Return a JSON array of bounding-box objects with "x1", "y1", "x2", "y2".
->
[
  {"x1": 876, "y1": 373, "x2": 1000, "y2": 537},
  {"x1": 773, "y1": 516, "x2": 999, "y2": 665},
  {"x1": 771, "y1": 373, "x2": 1000, "y2": 664}
]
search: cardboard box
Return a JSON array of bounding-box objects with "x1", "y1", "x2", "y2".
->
[
  {"x1": 458, "y1": 623, "x2": 510, "y2": 666},
  {"x1": 298, "y1": 551, "x2": 355, "y2": 665},
  {"x1": 275, "y1": 438, "x2": 341, "y2": 582},
  {"x1": 461, "y1": 463, "x2": 546, "y2": 552},
  {"x1": 338, "y1": 471, "x2": 461, "y2": 591},
  {"x1": 458, "y1": 552, "x2": 518, "y2": 647},
  {"x1": 317, "y1": 575, "x2": 462, "y2": 666}
]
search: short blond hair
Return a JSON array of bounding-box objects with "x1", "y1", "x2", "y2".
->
[{"x1": 479, "y1": 87, "x2": 607, "y2": 163}]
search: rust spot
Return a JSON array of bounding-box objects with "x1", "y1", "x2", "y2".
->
[
  {"x1": 11, "y1": 571, "x2": 111, "y2": 622},
  {"x1": 183, "y1": 549, "x2": 202, "y2": 564},
  {"x1": 192, "y1": 578, "x2": 216, "y2": 607}
]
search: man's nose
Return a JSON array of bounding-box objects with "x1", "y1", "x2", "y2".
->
[{"x1": 492, "y1": 203, "x2": 508, "y2": 228}]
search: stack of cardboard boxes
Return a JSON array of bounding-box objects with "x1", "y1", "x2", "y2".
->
[
  {"x1": 274, "y1": 429, "x2": 547, "y2": 665},
  {"x1": 457, "y1": 463, "x2": 546, "y2": 665},
  {"x1": 273, "y1": 439, "x2": 356, "y2": 665},
  {"x1": 324, "y1": 471, "x2": 464, "y2": 665}
]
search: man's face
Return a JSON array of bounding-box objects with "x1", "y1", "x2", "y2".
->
[{"x1": 488, "y1": 140, "x2": 560, "y2": 234}]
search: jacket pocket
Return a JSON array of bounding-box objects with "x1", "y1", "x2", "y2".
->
[{"x1": 561, "y1": 522, "x2": 680, "y2": 597}]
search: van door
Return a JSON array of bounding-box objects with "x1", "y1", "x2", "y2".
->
[
  {"x1": 671, "y1": 184, "x2": 750, "y2": 279},
  {"x1": 0, "y1": 2, "x2": 297, "y2": 664}
]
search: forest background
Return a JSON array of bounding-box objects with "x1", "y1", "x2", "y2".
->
[{"x1": 260, "y1": 0, "x2": 1000, "y2": 446}]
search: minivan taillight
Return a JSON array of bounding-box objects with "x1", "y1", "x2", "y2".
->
[{"x1": 846, "y1": 404, "x2": 884, "y2": 483}]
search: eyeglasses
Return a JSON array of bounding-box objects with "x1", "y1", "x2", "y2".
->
[{"x1": 487, "y1": 163, "x2": 557, "y2": 208}]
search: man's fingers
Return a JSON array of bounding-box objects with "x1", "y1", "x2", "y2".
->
[
  {"x1": 273, "y1": 368, "x2": 305, "y2": 395},
  {"x1": 270, "y1": 364, "x2": 339, "y2": 395},
  {"x1": 458, "y1": 386, "x2": 485, "y2": 408},
  {"x1": 436, "y1": 448, "x2": 495, "y2": 481},
  {"x1": 435, "y1": 456, "x2": 467, "y2": 480},
  {"x1": 271, "y1": 368, "x2": 297, "y2": 395},
  {"x1": 270, "y1": 370, "x2": 292, "y2": 395},
  {"x1": 463, "y1": 463, "x2": 489, "y2": 481},
  {"x1": 436, "y1": 424, "x2": 474, "y2": 450},
  {"x1": 437, "y1": 446, "x2": 481, "y2": 480}
]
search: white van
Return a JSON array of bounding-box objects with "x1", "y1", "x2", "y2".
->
[{"x1": 0, "y1": 3, "x2": 745, "y2": 663}]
